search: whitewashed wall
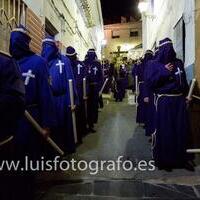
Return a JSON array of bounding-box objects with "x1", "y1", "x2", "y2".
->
[
  {"x1": 142, "y1": 0, "x2": 195, "y2": 73},
  {"x1": 23, "y1": 0, "x2": 104, "y2": 60}
]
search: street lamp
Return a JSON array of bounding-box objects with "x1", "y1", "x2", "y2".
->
[
  {"x1": 138, "y1": 0, "x2": 156, "y2": 19},
  {"x1": 138, "y1": 0, "x2": 148, "y2": 13}
]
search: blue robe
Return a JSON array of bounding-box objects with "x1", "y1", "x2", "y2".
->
[
  {"x1": 144, "y1": 59, "x2": 157, "y2": 136},
  {"x1": 115, "y1": 65, "x2": 128, "y2": 101},
  {"x1": 135, "y1": 54, "x2": 153, "y2": 125},
  {"x1": 42, "y1": 38, "x2": 78, "y2": 153},
  {"x1": 0, "y1": 52, "x2": 25, "y2": 157},
  {"x1": 85, "y1": 58, "x2": 103, "y2": 127},
  {"x1": 135, "y1": 61, "x2": 146, "y2": 124},
  {"x1": 103, "y1": 63, "x2": 110, "y2": 93},
  {"x1": 147, "y1": 44, "x2": 190, "y2": 167},
  {"x1": 49, "y1": 55, "x2": 78, "y2": 153},
  {"x1": 69, "y1": 59, "x2": 88, "y2": 139},
  {"x1": 17, "y1": 55, "x2": 56, "y2": 157},
  {"x1": 71, "y1": 60, "x2": 88, "y2": 102},
  {"x1": 10, "y1": 30, "x2": 55, "y2": 159}
]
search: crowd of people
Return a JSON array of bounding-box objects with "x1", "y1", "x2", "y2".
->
[
  {"x1": 132, "y1": 38, "x2": 194, "y2": 171},
  {"x1": 0, "y1": 25, "x2": 110, "y2": 199},
  {"x1": 102, "y1": 58, "x2": 131, "y2": 102},
  {"x1": 0, "y1": 25, "x2": 196, "y2": 199},
  {"x1": 7, "y1": 25, "x2": 110, "y2": 159}
]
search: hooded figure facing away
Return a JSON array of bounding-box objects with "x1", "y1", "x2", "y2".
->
[
  {"x1": 9, "y1": 26, "x2": 55, "y2": 200},
  {"x1": 146, "y1": 38, "x2": 192, "y2": 170},
  {"x1": 144, "y1": 48, "x2": 159, "y2": 137},
  {"x1": 66, "y1": 46, "x2": 88, "y2": 142},
  {"x1": 115, "y1": 63, "x2": 129, "y2": 102},
  {"x1": 41, "y1": 37, "x2": 78, "y2": 154},
  {"x1": 9, "y1": 26, "x2": 55, "y2": 159},
  {"x1": 0, "y1": 51, "x2": 25, "y2": 159},
  {"x1": 136, "y1": 50, "x2": 153, "y2": 124},
  {"x1": 84, "y1": 49, "x2": 103, "y2": 132}
]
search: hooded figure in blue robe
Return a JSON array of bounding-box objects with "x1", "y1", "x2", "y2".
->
[
  {"x1": 0, "y1": 52, "x2": 25, "y2": 200},
  {"x1": 66, "y1": 46, "x2": 88, "y2": 141},
  {"x1": 84, "y1": 49, "x2": 103, "y2": 132},
  {"x1": 9, "y1": 26, "x2": 55, "y2": 160},
  {"x1": 143, "y1": 49, "x2": 158, "y2": 137},
  {"x1": 136, "y1": 51, "x2": 153, "y2": 124},
  {"x1": 146, "y1": 38, "x2": 191, "y2": 169},
  {"x1": 41, "y1": 37, "x2": 78, "y2": 154},
  {"x1": 0, "y1": 52, "x2": 25, "y2": 160},
  {"x1": 131, "y1": 59, "x2": 142, "y2": 94},
  {"x1": 115, "y1": 64, "x2": 128, "y2": 102},
  {"x1": 102, "y1": 60, "x2": 111, "y2": 94}
]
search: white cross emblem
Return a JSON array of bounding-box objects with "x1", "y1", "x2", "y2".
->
[
  {"x1": 175, "y1": 67, "x2": 183, "y2": 85},
  {"x1": 56, "y1": 60, "x2": 65, "y2": 74},
  {"x1": 77, "y1": 64, "x2": 83, "y2": 75},
  {"x1": 93, "y1": 67, "x2": 98, "y2": 75},
  {"x1": 22, "y1": 70, "x2": 35, "y2": 85}
]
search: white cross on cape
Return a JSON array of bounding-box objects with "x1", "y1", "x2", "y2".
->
[
  {"x1": 22, "y1": 70, "x2": 35, "y2": 85},
  {"x1": 56, "y1": 60, "x2": 65, "y2": 74},
  {"x1": 93, "y1": 66, "x2": 98, "y2": 75},
  {"x1": 175, "y1": 67, "x2": 183, "y2": 85},
  {"x1": 77, "y1": 64, "x2": 83, "y2": 75}
]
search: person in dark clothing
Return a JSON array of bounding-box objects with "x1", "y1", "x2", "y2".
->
[
  {"x1": 0, "y1": 51, "x2": 25, "y2": 200},
  {"x1": 66, "y1": 46, "x2": 88, "y2": 142}
]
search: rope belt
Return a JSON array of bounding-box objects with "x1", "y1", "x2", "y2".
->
[
  {"x1": 151, "y1": 93, "x2": 183, "y2": 157},
  {"x1": 155, "y1": 93, "x2": 183, "y2": 111}
]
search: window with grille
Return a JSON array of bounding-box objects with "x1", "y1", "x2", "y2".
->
[{"x1": 0, "y1": 0, "x2": 27, "y2": 53}]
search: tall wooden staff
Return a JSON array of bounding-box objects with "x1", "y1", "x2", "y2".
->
[
  {"x1": 25, "y1": 111, "x2": 64, "y2": 156},
  {"x1": 0, "y1": 51, "x2": 64, "y2": 156},
  {"x1": 135, "y1": 75, "x2": 139, "y2": 106},
  {"x1": 69, "y1": 79, "x2": 78, "y2": 144},
  {"x1": 187, "y1": 79, "x2": 196, "y2": 100},
  {"x1": 83, "y1": 78, "x2": 88, "y2": 120},
  {"x1": 99, "y1": 78, "x2": 109, "y2": 97}
]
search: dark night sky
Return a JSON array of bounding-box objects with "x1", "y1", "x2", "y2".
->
[{"x1": 100, "y1": 0, "x2": 141, "y2": 24}]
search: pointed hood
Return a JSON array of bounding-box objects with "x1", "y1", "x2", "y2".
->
[
  {"x1": 9, "y1": 25, "x2": 34, "y2": 60},
  {"x1": 41, "y1": 36, "x2": 59, "y2": 63},
  {"x1": 157, "y1": 38, "x2": 176, "y2": 64},
  {"x1": 143, "y1": 50, "x2": 153, "y2": 63},
  {"x1": 66, "y1": 46, "x2": 77, "y2": 61},
  {"x1": 85, "y1": 48, "x2": 97, "y2": 64}
]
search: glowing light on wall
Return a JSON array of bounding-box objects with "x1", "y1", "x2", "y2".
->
[{"x1": 138, "y1": 0, "x2": 149, "y2": 13}]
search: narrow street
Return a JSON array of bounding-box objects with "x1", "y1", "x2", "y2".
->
[
  {"x1": 35, "y1": 96, "x2": 200, "y2": 200},
  {"x1": 1, "y1": 0, "x2": 200, "y2": 200}
]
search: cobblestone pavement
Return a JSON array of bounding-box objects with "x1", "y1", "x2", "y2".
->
[{"x1": 35, "y1": 98, "x2": 200, "y2": 200}]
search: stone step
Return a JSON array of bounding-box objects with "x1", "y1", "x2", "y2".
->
[{"x1": 35, "y1": 179, "x2": 200, "y2": 200}]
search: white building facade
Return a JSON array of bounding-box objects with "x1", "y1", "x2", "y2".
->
[
  {"x1": 141, "y1": 0, "x2": 195, "y2": 82},
  {"x1": 104, "y1": 21, "x2": 142, "y2": 61},
  {"x1": 0, "y1": 0, "x2": 104, "y2": 60}
]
